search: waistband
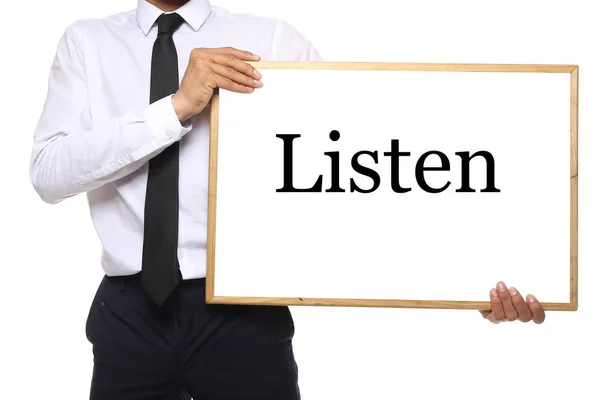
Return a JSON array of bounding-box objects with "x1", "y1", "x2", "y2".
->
[{"x1": 104, "y1": 272, "x2": 206, "y2": 288}]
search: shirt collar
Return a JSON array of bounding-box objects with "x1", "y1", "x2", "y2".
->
[{"x1": 136, "y1": 0, "x2": 212, "y2": 36}]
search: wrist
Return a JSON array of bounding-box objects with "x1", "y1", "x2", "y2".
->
[{"x1": 171, "y1": 92, "x2": 194, "y2": 122}]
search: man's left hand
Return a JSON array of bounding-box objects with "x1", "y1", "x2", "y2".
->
[{"x1": 479, "y1": 282, "x2": 545, "y2": 324}]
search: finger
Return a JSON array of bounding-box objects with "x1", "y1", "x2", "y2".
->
[
  {"x1": 213, "y1": 74, "x2": 256, "y2": 93},
  {"x1": 479, "y1": 310, "x2": 493, "y2": 323},
  {"x1": 496, "y1": 282, "x2": 518, "y2": 322},
  {"x1": 526, "y1": 295, "x2": 546, "y2": 324},
  {"x1": 490, "y1": 288, "x2": 505, "y2": 323},
  {"x1": 212, "y1": 46, "x2": 261, "y2": 61},
  {"x1": 210, "y1": 63, "x2": 263, "y2": 89},
  {"x1": 508, "y1": 287, "x2": 533, "y2": 322},
  {"x1": 211, "y1": 53, "x2": 262, "y2": 80}
]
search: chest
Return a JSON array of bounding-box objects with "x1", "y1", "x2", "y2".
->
[{"x1": 82, "y1": 28, "x2": 273, "y2": 121}]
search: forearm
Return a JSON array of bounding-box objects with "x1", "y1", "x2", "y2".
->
[{"x1": 30, "y1": 96, "x2": 190, "y2": 204}]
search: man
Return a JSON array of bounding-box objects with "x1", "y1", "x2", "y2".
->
[{"x1": 30, "y1": 0, "x2": 545, "y2": 399}]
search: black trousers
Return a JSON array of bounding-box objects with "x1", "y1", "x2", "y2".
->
[{"x1": 86, "y1": 274, "x2": 300, "y2": 399}]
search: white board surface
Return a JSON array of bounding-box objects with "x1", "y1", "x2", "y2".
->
[{"x1": 210, "y1": 64, "x2": 575, "y2": 308}]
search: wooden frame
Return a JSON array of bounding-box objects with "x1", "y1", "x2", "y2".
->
[{"x1": 206, "y1": 62, "x2": 579, "y2": 311}]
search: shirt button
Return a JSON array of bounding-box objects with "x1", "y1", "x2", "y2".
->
[
  {"x1": 166, "y1": 130, "x2": 174, "y2": 139},
  {"x1": 178, "y1": 250, "x2": 185, "y2": 259}
]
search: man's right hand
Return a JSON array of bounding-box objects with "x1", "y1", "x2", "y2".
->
[{"x1": 171, "y1": 47, "x2": 263, "y2": 121}]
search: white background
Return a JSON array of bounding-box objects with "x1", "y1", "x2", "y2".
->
[
  {"x1": 1, "y1": 1, "x2": 598, "y2": 399},
  {"x1": 215, "y1": 69, "x2": 571, "y2": 303}
]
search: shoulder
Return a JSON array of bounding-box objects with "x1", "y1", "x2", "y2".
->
[
  {"x1": 77, "y1": 8, "x2": 138, "y2": 30},
  {"x1": 208, "y1": 6, "x2": 323, "y2": 61},
  {"x1": 62, "y1": 9, "x2": 139, "y2": 45}
]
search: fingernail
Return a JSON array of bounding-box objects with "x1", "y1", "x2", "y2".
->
[
  {"x1": 247, "y1": 87, "x2": 254, "y2": 93},
  {"x1": 508, "y1": 287, "x2": 518, "y2": 296},
  {"x1": 497, "y1": 282, "x2": 507, "y2": 292},
  {"x1": 254, "y1": 80, "x2": 263, "y2": 87},
  {"x1": 491, "y1": 289, "x2": 499, "y2": 297},
  {"x1": 252, "y1": 53, "x2": 261, "y2": 59},
  {"x1": 526, "y1": 294, "x2": 536, "y2": 303},
  {"x1": 254, "y1": 69, "x2": 262, "y2": 78}
]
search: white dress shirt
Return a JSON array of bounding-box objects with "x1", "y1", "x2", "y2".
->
[{"x1": 30, "y1": 0, "x2": 322, "y2": 279}]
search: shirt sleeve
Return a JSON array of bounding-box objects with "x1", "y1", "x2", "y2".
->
[
  {"x1": 30, "y1": 22, "x2": 192, "y2": 204},
  {"x1": 271, "y1": 19, "x2": 323, "y2": 62}
]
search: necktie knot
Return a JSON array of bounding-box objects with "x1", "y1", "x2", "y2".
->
[{"x1": 157, "y1": 13, "x2": 185, "y2": 35}]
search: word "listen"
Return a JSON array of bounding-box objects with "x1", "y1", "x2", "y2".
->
[{"x1": 276, "y1": 130, "x2": 500, "y2": 194}]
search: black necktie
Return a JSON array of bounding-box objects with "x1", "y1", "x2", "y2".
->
[{"x1": 141, "y1": 13, "x2": 185, "y2": 306}]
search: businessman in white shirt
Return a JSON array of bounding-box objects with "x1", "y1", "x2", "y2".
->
[{"x1": 30, "y1": 0, "x2": 546, "y2": 398}]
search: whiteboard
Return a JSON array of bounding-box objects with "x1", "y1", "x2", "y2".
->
[{"x1": 206, "y1": 62, "x2": 578, "y2": 311}]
